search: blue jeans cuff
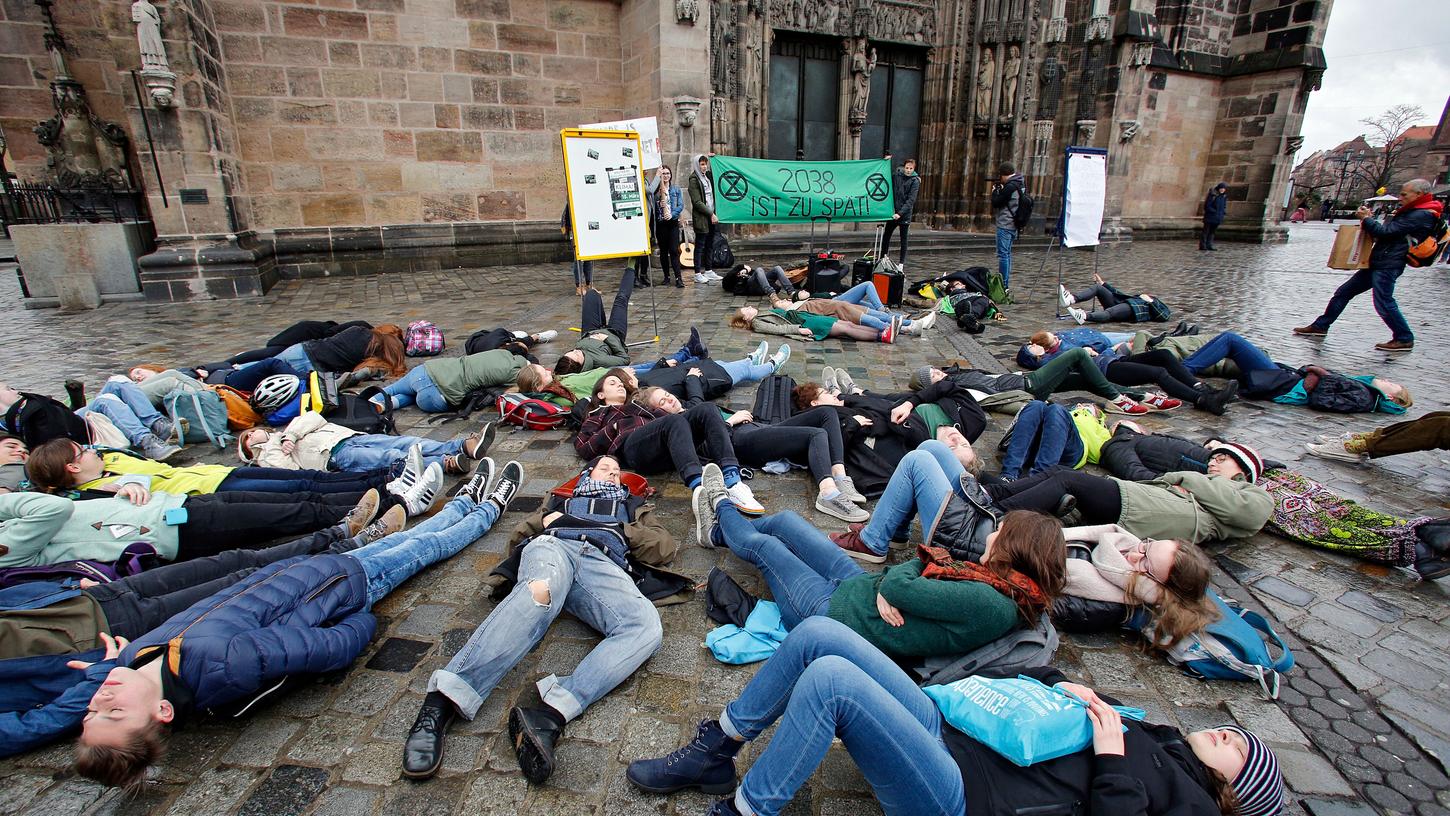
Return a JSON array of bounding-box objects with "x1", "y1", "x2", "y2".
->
[
  {"x1": 429, "y1": 669, "x2": 485, "y2": 720},
  {"x1": 537, "y1": 674, "x2": 584, "y2": 721}
]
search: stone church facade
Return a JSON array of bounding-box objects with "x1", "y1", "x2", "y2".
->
[{"x1": 0, "y1": 0, "x2": 1327, "y2": 300}]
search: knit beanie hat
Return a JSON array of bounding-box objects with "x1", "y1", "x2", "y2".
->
[
  {"x1": 910, "y1": 366, "x2": 935, "y2": 390},
  {"x1": 1015, "y1": 345, "x2": 1042, "y2": 370},
  {"x1": 1208, "y1": 442, "x2": 1263, "y2": 484},
  {"x1": 1222, "y1": 725, "x2": 1283, "y2": 816}
]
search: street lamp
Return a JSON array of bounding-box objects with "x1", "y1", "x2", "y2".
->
[{"x1": 1326, "y1": 149, "x2": 1365, "y2": 223}]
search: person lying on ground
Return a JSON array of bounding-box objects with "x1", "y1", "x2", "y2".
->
[
  {"x1": 518, "y1": 327, "x2": 731, "y2": 405},
  {"x1": 0, "y1": 381, "x2": 180, "y2": 462},
  {"x1": 132, "y1": 358, "x2": 306, "y2": 398},
  {"x1": 636, "y1": 385, "x2": 867, "y2": 523},
  {"x1": 982, "y1": 442, "x2": 1274, "y2": 546},
  {"x1": 26, "y1": 438, "x2": 444, "y2": 517},
  {"x1": 230, "y1": 323, "x2": 407, "y2": 383},
  {"x1": 371, "y1": 348, "x2": 529, "y2": 413},
  {"x1": 909, "y1": 356, "x2": 1152, "y2": 418},
  {"x1": 1097, "y1": 425, "x2": 1450, "y2": 580},
  {"x1": 0, "y1": 485, "x2": 384, "y2": 569},
  {"x1": 0, "y1": 433, "x2": 29, "y2": 493},
  {"x1": 771, "y1": 282, "x2": 935, "y2": 336},
  {"x1": 553, "y1": 267, "x2": 641, "y2": 376},
  {"x1": 720, "y1": 264, "x2": 810, "y2": 299},
  {"x1": 402, "y1": 457, "x2": 669, "y2": 784},
  {"x1": 1174, "y1": 331, "x2": 1412, "y2": 414},
  {"x1": 1060, "y1": 272, "x2": 1174, "y2": 324},
  {"x1": 1306, "y1": 411, "x2": 1450, "y2": 465},
  {"x1": 201, "y1": 319, "x2": 374, "y2": 368},
  {"x1": 692, "y1": 465, "x2": 1065, "y2": 660},
  {"x1": 1018, "y1": 329, "x2": 1238, "y2": 414},
  {"x1": 573, "y1": 369, "x2": 765, "y2": 512},
  {"x1": 0, "y1": 510, "x2": 406, "y2": 661},
  {"x1": 997, "y1": 401, "x2": 1118, "y2": 481},
  {"x1": 237, "y1": 413, "x2": 495, "y2": 476},
  {"x1": 462, "y1": 327, "x2": 559, "y2": 362},
  {"x1": 69, "y1": 459, "x2": 522, "y2": 790},
  {"x1": 626, "y1": 616, "x2": 1285, "y2": 816},
  {"x1": 729, "y1": 303, "x2": 894, "y2": 342},
  {"x1": 788, "y1": 381, "x2": 948, "y2": 500}
]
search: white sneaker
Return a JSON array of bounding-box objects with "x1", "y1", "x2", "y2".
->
[
  {"x1": 915, "y1": 311, "x2": 937, "y2": 332},
  {"x1": 694, "y1": 272, "x2": 708, "y2": 283},
  {"x1": 1059, "y1": 285, "x2": 1075, "y2": 308},
  {"x1": 386, "y1": 444, "x2": 426, "y2": 496},
  {"x1": 749, "y1": 341, "x2": 769, "y2": 366},
  {"x1": 704, "y1": 270, "x2": 723, "y2": 281},
  {"x1": 815, "y1": 492, "x2": 869, "y2": 523},
  {"x1": 726, "y1": 481, "x2": 765, "y2": 515},
  {"x1": 401, "y1": 462, "x2": 445, "y2": 516},
  {"x1": 1068, "y1": 307, "x2": 1087, "y2": 325},
  {"x1": 1305, "y1": 440, "x2": 1369, "y2": 465},
  {"x1": 821, "y1": 366, "x2": 840, "y2": 395},
  {"x1": 537, "y1": 330, "x2": 558, "y2": 342},
  {"x1": 512, "y1": 330, "x2": 529, "y2": 340},
  {"x1": 769, "y1": 343, "x2": 791, "y2": 373}
]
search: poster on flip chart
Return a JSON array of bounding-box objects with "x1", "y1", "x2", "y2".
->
[
  {"x1": 1062, "y1": 149, "x2": 1107, "y2": 248},
  {"x1": 561, "y1": 128, "x2": 651, "y2": 261},
  {"x1": 580, "y1": 117, "x2": 661, "y2": 170}
]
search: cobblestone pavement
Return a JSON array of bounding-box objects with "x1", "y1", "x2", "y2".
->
[{"x1": 0, "y1": 223, "x2": 1447, "y2": 816}]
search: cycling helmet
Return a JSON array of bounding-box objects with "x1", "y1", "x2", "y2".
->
[{"x1": 250, "y1": 374, "x2": 300, "y2": 413}]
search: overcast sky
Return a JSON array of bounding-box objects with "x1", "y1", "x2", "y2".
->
[{"x1": 1296, "y1": 1, "x2": 1449, "y2": 161}]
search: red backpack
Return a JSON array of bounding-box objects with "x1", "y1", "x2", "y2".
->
[{"x1": 497, "y1": 393, "x2": 569, "y2": 430}]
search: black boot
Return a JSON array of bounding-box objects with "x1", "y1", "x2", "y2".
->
[
  {"x1": 64, "y1": 379, "x2": 86, "y2": 410},
  {"x1": 1414, "y1": 541, "x2": 1450, "y2": 581},
  {"x1": 402, "y1": 692, "x2": 458, "y2": 779},
  {"x1": 1195, "y1": 383, "x2": 1237, "y2": 416},
  {"x1": 510, "y1": 705, "x2": 565, "y2": 783},
  {"x1": 1416, "y1": 520, "x2": 1450, "y2": 555},
  {"x1": 1054, "y1": 494, "x2": 1080, "y2": 525},
  {"x1": 1145, "y1": 331, "x2": 1169, "y2": 349}
]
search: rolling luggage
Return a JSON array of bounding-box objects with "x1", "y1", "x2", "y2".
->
[
  {"x1": 806, "y1": 217, "x2": 847, "y2": 296},
  {"x1": 852, "y1": 223, "x2": 884, "y2": 286}
]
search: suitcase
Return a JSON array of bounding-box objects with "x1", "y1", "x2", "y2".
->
[
  {"x1": 806, "y1": 217, "x2": 847, "y2": 296},
  {"x1": 852, "y1": 223, "x2": 884, "y2": 285},
  {"x1": 873, "y1": 269, "x2": 904, "y2": 307}
]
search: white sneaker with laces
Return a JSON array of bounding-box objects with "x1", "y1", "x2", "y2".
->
[
  {"x1": 704, "y1": 270, "x2": 723, "y2": 281},
  {"x1": 726, "y1": 481, "x2": 765, "y2": 514},
  {"x1": 1059, "y1": 285, "x2": 1075, "y2": 308},
  {"x1": 537, "y1": 330, "x2": 558, "y2": 342},
  {"x1": 1068, "y1": 307, "x2": 1087, "y2": 325}
]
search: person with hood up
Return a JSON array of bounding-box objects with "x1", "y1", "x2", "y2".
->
[
  {"x1": 689, "y1": 154, "x2": 724, "y2": 284},
  {"x1": 1200, "y1": 182, "x2": 1227, "y2": 250},
  {"x1": 1294, "y1": 178, "x2": 1442, "y2": 352},
  {"x1": 990, "y1": 161, "x2": 1025, "y2": 288}
]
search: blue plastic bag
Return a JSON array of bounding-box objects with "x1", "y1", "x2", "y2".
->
[
  {"x1": 704, "y1": 601, "x2": 786, "y2": 665},
  {"x1": 923, "y1": 674, "x2": 1144, "y2": 766}
]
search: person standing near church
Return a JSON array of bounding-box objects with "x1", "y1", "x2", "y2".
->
[
  {"x1": 990, "y1": 162, "x2": 1025, "y2": 289},
  {"x1": 881, "y1": 158, "x2": 920, "y2": 271},
  {"x1": 1201, "y1": 182, "x2": 1227, "y2": 250},
  {"x1": 689, "y1": 154, "x2": 723, "y2": 285},
  {"x1": 649, "y1": 166, "x2": 686, "y2": 288}
]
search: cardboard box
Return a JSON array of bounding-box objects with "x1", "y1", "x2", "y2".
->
[{"x1": 1327, "y1": 225, "x2": 1373, "y2": 270}]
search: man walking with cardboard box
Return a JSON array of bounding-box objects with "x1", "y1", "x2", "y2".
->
[{"x1": 1294, "y1": 178, "x2": 1441, "y2": 352}]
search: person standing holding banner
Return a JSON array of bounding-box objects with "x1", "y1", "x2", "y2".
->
[
  {"x1": 690, "y1": 154, "x2": 723, "y2": 285},
  {"x1": 649, "y1": 166, "x2": 686, "y2": 288}
]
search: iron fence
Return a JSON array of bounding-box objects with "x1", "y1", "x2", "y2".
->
[{"x1": 0, "y1": 181, "x2": 145, "y2": 228}]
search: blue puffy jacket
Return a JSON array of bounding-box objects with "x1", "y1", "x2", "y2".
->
[{"x1": 116, "y1": 552, "x2": 374, "y2": 714}]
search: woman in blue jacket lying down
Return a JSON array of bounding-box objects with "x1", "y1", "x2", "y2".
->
[{"x1": 64, "y1": 460, "x2": 525, "y2": 790}]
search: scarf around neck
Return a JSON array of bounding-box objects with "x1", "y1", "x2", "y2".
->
[
  {"x1": 917, "y1": 544, "x2": 1048, "y2": 617},
  {"x1": 573, "y1": 474, "x2": 629, "y2": 501}
]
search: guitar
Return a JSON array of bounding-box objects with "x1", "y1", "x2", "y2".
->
[{"x1": 678, "y1": 241, "x2": 696, "y2": 269}]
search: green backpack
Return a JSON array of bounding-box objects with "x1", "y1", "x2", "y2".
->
[
  {"x1": 163, "y1": 387, "x2": 234, "y2": 449},
  {"x1": 987, "y1": 271, "x2": 1014, "y2": 305}
]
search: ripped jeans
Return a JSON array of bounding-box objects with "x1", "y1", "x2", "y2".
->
[{"x1": 427, "y1": 534, "x2": 661, "y2": 721}]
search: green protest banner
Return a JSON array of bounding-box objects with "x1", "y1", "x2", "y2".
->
[{"x1": 711, "y1": 157, "x2": 894, "y2": 224}]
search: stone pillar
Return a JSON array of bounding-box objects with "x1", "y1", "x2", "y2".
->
[{"x1": 622, "y1": 0, "x2": 710, "y2": 182}]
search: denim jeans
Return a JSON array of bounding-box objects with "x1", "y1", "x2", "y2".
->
[
  {"x1": 860, "y1": 441, "x2": 964, "y2": 554},
  {"x1": 273, "y1": 343, "x2": 316, "y2": 374},
  {"x1": 328, "y1": 434, "x2": 464, "y2": 471},
  {"x1": 835, "y1": 282, "x2": 885, "y2": 311},
  {"x1": 214, "y1": 357, "x2": 305, "y2": 392},
  {"x1": 721, "y1": 617, "x2": 965, "y2": 816},
  {"x1": 995, "y1": 226, "x2": 1018, "y2": 287},
  {"x1": 1309, "y1": 266, "x2": 1414, "y2": 343},
  {"x1": 350, "y1": 495, "x2": 500, "y2": 606},
  {"x1": 1001, "y1": 401, "x2": 1085, "y2": 479},
  {"x1": 719, "y1": 358, "x2": 777, "y2": 386},
  {"x1": 717, "y1": 507, "x2": 862, "y2": 629},
  {"x1": 376, "y1": 365, "x2": 449, "y2": 412},
  {"x1": 1180, "y1": 331, "x2": 1276, "y2": 377},
  {"x1": 429, "y1": 534, "x2": 661, "y2": 720},
  {"x1": 217, "y1": 466, "x2": 386, "y2": 495},
  {"x1": 77, "y1": 380, "x2": 164, "y2": 444}
]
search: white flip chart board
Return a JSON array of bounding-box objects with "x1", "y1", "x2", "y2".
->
[
  {"x1": 580, "y1": 116, "x2": 661, "y2": 171},
  {"x1": 561, "y1": 129, "x2": 652, "y2": 261},
  {"x1": 1062, "y1": 147, "x2": 1107, "y2": 247}
]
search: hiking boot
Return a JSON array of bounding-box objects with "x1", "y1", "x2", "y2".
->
[
  {"x1": 686, "y1": 326, "x2": 710, "y2": 360},
  {"x1": 693, "y1": 463, "x2": 729, "y2": 548},
  {"x1": 1194, "y1": 384, "x2": 1234, "y2": 416},
  {"x1": 509, "y1": 706, "x2": 564, "y2": 784},
  {"x1": 821, "y1": 366, "x2": 840, "y2": 395},
  {"x1": 1068, "y1": 307, "x2": 1087, "y2": 325},
  {"x1": 399, "y1": 462, "x2": 445, "y2": 516},
  {"x1": 835, "y1": 369, "x2": 857, "y2": 395},
  {"x1": 1141, "y1": 393, "x2": 1182, "y2": 411},
  {"x1": 829, "y1": 528, "x2": 886, "y2": 563},
  {"x1": 455, "y1": 457, "x2": 495, "y2": 503},
  {"x1": 768, "y1": 344, "x2": 791, "y2": 373},
  {"x1": 402, "y1": 694, "x2": 458, "y2": 780},
  {"x1": 355, "y1": 505, "x2": 406, "y2": 544},
  {"x1": 626, "y1": 719, "x2": 742, "y2": 795},
  {"x1": 706, "y1": 798, "x2": 744, "y2": 816},
  {"x1": 748, "y1": 341, "x2": 768, "y2": 366},
  {"x1": 386, "y1": 445, "x2": 426, "y2": 496},
  {"x1": 816, "y1": 492, "x2": 869, "y2": 523},
  {"x1": 138, "y1": 433, "x2": 183, "y2": 462},
  {"x1": 1292, "y1": 325, "x2": 1327, "y2": 336},
  {"x1": 485, "y1": 461, "x2": 523, "y2": 512},
  {"x1": 149, "y1": 417, "x2": 175, "y2": 442},
  {"x1": 1374, "y1": 339, "x2": 1413, "y2": 352},
  {"x1": 1413, "y1": 541, "x2": 1450, "y2": 581},
  {"x1": 342, "y1": 488, "x2": 381, "y2": 536},
  {"x1": 1305, "y1": 440, "x2": 1368, "y2": 465},
  {"x1": 726, "y1": 480, "x2": 765, "y2": 515},
  {"x1": 834, "y1": 474, "x2": 867, "y2": 504}
]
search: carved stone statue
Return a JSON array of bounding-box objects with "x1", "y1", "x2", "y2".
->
[
  {"x1": 676, "y1": 0, "x2": 700, "y2": 24},
  {"x1": 1117, "y1": 120, "x2": 1140, "y2": 143},
  {"x1": 975, "y1": 48, "x2": 996, "y2": 120},
  {"x1": 1000, "y1": 44, "x2": 1020, "y2": 118},
  {"x1": 132, "y1": 0, "x2": 176, "y2": 106},
  {"x1": 1038, "y1": 57, "x2": 1062, "y2": 118},
  {"x1": 848, "y1": 37, "x2": 876, "y2": 127}
]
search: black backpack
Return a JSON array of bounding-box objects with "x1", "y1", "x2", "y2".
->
[
  {"x1": 4, "y1": 393, "x2": 89, "y2": 448},
  {"x1": 1011, "y1": 181, "x2": 1034, "y2": 230},
  {"x1": 1304, "y1": 372, "x2": 1380, "y2": 414},
  {"x1": 751, "y1": 375, "x2": 798, "y2": 425},
  {"x1": 325, "y1": 386, "x2": 396, "y2": 434}
]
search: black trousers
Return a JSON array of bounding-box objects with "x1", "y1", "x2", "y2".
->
[
  {"x1": 656, "y1": 220, "x2": 682, "y2": 281},
  {"x1": 1200, "y1": 222, "x2": 1219, "y2": 249},
  {"x1": 1105, "y1": 349, "x2": 1202, "y2": 402},
  {"x1": 985, "y1": 470, "x2": 1122, "y2": 521},
  {"x1": 176, "y1": 491, "x2": 356, "y2": 560},
  {"x1": 91, "y1": 527, "x2": 349, "y2": 638},
  {"x1": 580, "y1": 266, "x2": 635, "y2": 342},
  {"x1": 731, "y1": 408, "x2": 845, "y2": 483},
  {"x1": 881, "y1": 219, "x2": 911, "y2": 265},
  {"x1": 619, "y1": 403, "x2": 738, "y2": 486},
  {"x1": 695, "y1": 224, "x2": 717, "y2": 271}
]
